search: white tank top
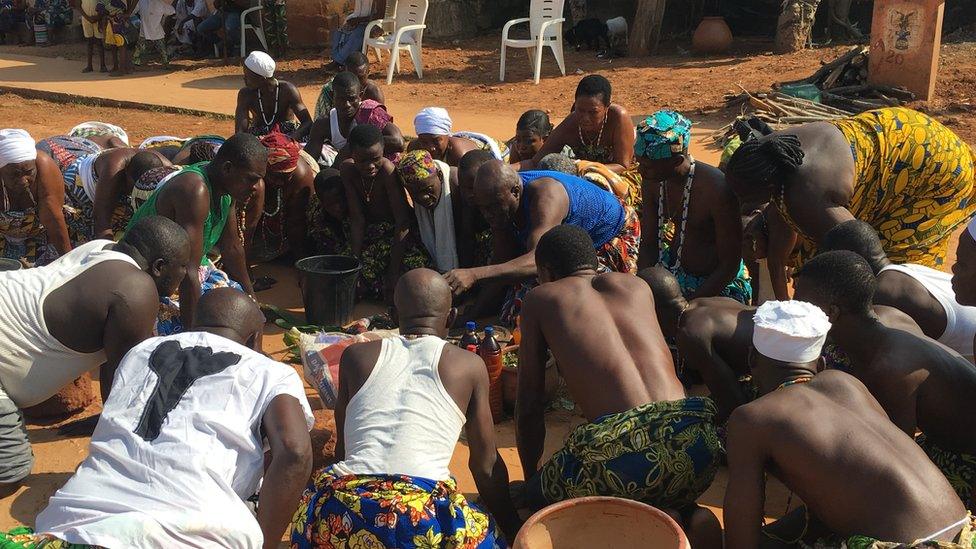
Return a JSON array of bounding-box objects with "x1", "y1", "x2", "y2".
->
[
  {"x1": 0, "y1": 240, "x2": 140, "y2": 407},
  {"x1": 329, "y1": 108, "x2": 349, "y2": 152},
  {"x1": 335, "y1": 336, "x2": 465, "y2": 481},
  {"x1": 881, "y1": 263, "x2": 976, "y2": 363}
]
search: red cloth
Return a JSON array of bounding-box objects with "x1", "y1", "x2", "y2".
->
[{"x1": 260, "y1": 131, "x2": 300, "y2": 173}]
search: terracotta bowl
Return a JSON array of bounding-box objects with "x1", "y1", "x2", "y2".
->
[{"x1": 513, "y1": 496, "x2": 689, "y2": 549}]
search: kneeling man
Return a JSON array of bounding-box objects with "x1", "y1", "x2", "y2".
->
[
  {"x1": 725, "y1": 300, "x2": 972, "y2": 548},
  {"x1": 518, "y1": 225, "x2": 721, "y2": 547}
]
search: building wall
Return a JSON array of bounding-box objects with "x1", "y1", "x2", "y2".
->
[{"x1": 286, "y1": 0, "x2": 354, "y2": 47}]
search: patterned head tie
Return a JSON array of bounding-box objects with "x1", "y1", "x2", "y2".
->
[
  {"x1": 397, "y1": 150, "x2": 438, "y2": 185},
  {"x1": 635, "y1": 110, "x2": 693, "y2": 160}
]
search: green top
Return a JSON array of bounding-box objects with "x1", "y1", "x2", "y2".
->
[{"x1": 126, "y1": 161, "x2": 232, "y2": 266}]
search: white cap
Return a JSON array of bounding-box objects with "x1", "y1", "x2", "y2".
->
[
  {"x1": 244, "y1": 51, "x2": 275, "y2": 78},
  {"x1": 967, "y1": 217, "x2": 976, "y2": 242},
  {"x1": 414, "y1": 107, "x2": 453, "y2": 136},
  {"x1": 752, "y1": 300, "x2": 831, "y2": 363},
  {"x1": 0, "y1": 129, "x2": 37, "y2": 168}
]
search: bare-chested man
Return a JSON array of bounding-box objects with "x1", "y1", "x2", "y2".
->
[
  {"x1": 290, "y1": 269, "x2": 521, "y2": 546},
  {"x1": 126, "y1": 133, "x2": 264, "y2": 334},
  {"x1": 304, "y1": 71, "x2": 404, "y2": 167},
  {"x1": 1, "y1": 129, "x2": 72, "y2": 266},
  {"x1": 235, "y1": 51, "x2": 312, "y2": 140},
  {"x1": 636, "y1": 110, "x2": 751, "y2": 303},
  {"x1": 822, "y1": 219, "x2": 976, "y2": 362},
  {"x1": 639, "y1": 265, "x2": 755, "y2": 421},
  {"x1": 0, "y1": 215, "x2": 189, "y2": 492},
  {"x1": 59, "y1": 147, "x2": 170, "y2": 240},
  {"x1": 725, "y1": 299, "x2": 973, "y2": 549},
  {"x1": 794, "y1": 250, "x2": 976, "y2": 509},
  {"x1": 444, "y1": 161, "x2": 640, "y2": 324},
  {"x1": 340, "y1": 124, "x2": 427, "y2": 302},
  {"x1": 518, "y1": 225, "x2": 722, "y2": 548}
]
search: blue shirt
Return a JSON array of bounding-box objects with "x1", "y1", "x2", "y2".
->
[{"x1": 517, "y1": 170, "x2": 626, "y2": 248}]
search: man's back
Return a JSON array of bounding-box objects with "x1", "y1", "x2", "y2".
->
[
  {"x1": 527, "y1": 272, "x2": 685, "y2": 420},
  {"x1": 730, "y1": 370, "x2": 965, "y2": 542},
  {"x1": 679, "y1": 297, "x2": 753, "y2": 373},
  {"x1": 866, "y1": 327, "x2": 976, "y2": 454},
  {"x1": 0, "y1": 240, "x2": 143, "y2": 407},
  {"x1": 337, "y1": 336, "x2": 481, "y2": 480},
  {"x1": 36, "y1": 331, "x2": 313, "y2": 549}
]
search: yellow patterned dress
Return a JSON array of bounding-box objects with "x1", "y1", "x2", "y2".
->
[{"x1": 777, "y1": 107, "x2": 976, "y2": 269}]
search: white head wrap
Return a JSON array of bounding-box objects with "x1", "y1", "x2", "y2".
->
[
  {"x1": 0, "y1": 129, "x2": 37, "y2": 168},
  {"x1": 753, "y1": 300, "x2": 832, "y2": 363},
  {"x1": 244, "y1": 51, "x2": 276, "y2": 78},
  {"x1": 968, "y1": 217, "x2": 976, "y2": 242},
  {"x1": 414, "y1": 107, "x2": 453, "y2": 136}
]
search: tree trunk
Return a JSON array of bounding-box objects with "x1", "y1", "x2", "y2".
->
[
  {"x1": 828, "y1": 0, "x2": 863, "y2": 41},
  {"x1": 774, "y1": 0, "x2": 822, "y2": 53},
  {"x1": 630, "y1": 0, "x2": 667, "y2": 56}
]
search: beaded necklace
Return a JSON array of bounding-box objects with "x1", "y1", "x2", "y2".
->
[{"x1": 657, "y1": 157, "x2": 696, "y2": 271}]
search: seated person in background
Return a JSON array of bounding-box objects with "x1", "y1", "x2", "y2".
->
[
  {"x1": 794, "y1": 250, "x2": 976, "y2": 510},
  {"x1": 636, "y1": 110, "x2": 751, "y2": 304},
  {"x1": 126, "y1": 133, "x2": 264, "y2": 335},
  {"x1": 724, "y1": 300, "x2": 974, "y2": 549},
  {"x1": 397, "y1": 150, "x2": 474, "y2": 273},
  {"x1": 195, "y1": 0, "x2": 248, "y2": 57},
  {"x1": 236, "y1": 51, "x2": 313, "y2": 139},
  {"x1": 444, "y1": 161, "x2": 640, "y2": 324},
  {"x1": 313, "y1": 51, "x2": 385, "y2": 122},
  {"x1": 62, "y1": 148, "x2": 170, "y2": 241},
  {"x1": 0, "y1": 216, "x2": 189, "y2": 494},
  {"x1": 823, "y1": 219, "x2": 976, "y2": 363},
  {"x1": 508, "y1": 109, "x2": 553, "y2": 164},
  {"x1": 243, "y1": 132, "x2": 317, "y2": 264},
  {"x1": 8, "y1": 289, "x2": 313, "y2": 549},
  {"x1": 68, "y1": 121, "x2": 129, "y2": 150},
  {"x1": 324, "y1": 0, "x2": 386, "y2": 73},
  {"x1": 290, "y1": 269, "x2": 521, "y2": 547},
  {"x1": 526, "y1": 75, "x2": 634, "y2": 174},
  {"x1": 304, "y1": 71, "x2": 404, "y2": 167},
  {"x1": 340, "y1": 125, "x2": 429, "y2": 301},
  {"x1": 410, "y1": 107, "x2": 508, "y2": 166},
  {"x1": 518, "y1": 226, "x2": 722, "y2": 548},
  {"x1": 1, "y1": 129, "x2": 74, "y2": 266}
]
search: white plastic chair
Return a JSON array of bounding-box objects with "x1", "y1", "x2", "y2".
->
[
  {"x1": 213, "y1": 5, "x2": 268, "y2": 59},
  {"x1": 362, "y1": 0, "x2": 429, "y2": 84},
  {"x1": 500, "y1": 0, "x2": 566, "y2": 84}
]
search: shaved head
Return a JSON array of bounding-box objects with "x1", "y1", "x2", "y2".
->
[
  {"x1": 474, "y1": 160, "x2": 523, "y2": 227},
  {"x1": 194, "y1": 288, "x2": 265, "y2": 345},
  {"x1": 394, "y1": 268, "x2": 454, "y2": 336},
  {"x1": 638, "y1": 266, "x2": 683, "y2": 306}
]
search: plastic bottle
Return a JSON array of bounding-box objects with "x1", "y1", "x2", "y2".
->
[
  {"x1": 459, "y1": 321, "x2": 481, "y2": 349},
  {"x1": 479, "y1": 326, "x2": 504, "y2": 421}
]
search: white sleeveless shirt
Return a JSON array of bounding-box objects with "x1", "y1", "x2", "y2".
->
[
  {"x1": 881, "y1": 263, "x2": 976, "y2": 363},
  {"x1": 0, "y1": 240, "x2": 139, "y2": 407},
  {"x1": 334, "y1": 336, "x2": 465, "y2": 481}
]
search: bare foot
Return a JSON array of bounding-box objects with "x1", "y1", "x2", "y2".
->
[{"x1": 82, "y1": 65, "x2": 93, "y2": 73}]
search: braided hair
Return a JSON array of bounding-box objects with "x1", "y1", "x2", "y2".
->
[
  {"x1": 726, "y1": 134, "x2": 806, "y2": 186},
  {"x1": 516, "y1": 109, "x2": 554, "y2": 138}
]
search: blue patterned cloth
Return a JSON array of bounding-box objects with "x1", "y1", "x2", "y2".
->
[
  {"x1": 635, "y1": 110, "x2": 693, "y2": 160},
  {"x1": 660, "y1": 246, "x2": 752, "y2": 304},
  {"x1": 290, "y1": 467, "x2": 505, "y2": 548},
  {"x1": 156, "y1": 261, "x2": 243, "y2": 336}
]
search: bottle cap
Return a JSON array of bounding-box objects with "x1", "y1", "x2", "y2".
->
[
  {"x1": 466, "y1": 345, "x2": 478, "y2": 353},
  {"x1": 484, "y1": 326, "x2": 494, "y2": 336},
  {"x1": 466, "y1": 321, "x2": 476, "y2": 331}
]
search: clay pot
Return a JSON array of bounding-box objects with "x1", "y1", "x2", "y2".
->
[
  {"x1": 514, "y1": 496, "x2": 689, "y2": 548},
  {"x1": 499, "y1": 346, "x2": 561, "y2": 417},
  {"x1": 24, "y1": 374, "x2": 95, "y2": 420},
  {"x1": 692, "y1": 16, "x2": 733, "y2": 55}
]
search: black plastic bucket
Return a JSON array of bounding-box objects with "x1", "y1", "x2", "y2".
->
[
  {"x1": 295, "y1": 255, "x2": 362, "y2": 326},
  {"x1": 0, "y1": 259, "x2": 22, "y2": 272}
]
